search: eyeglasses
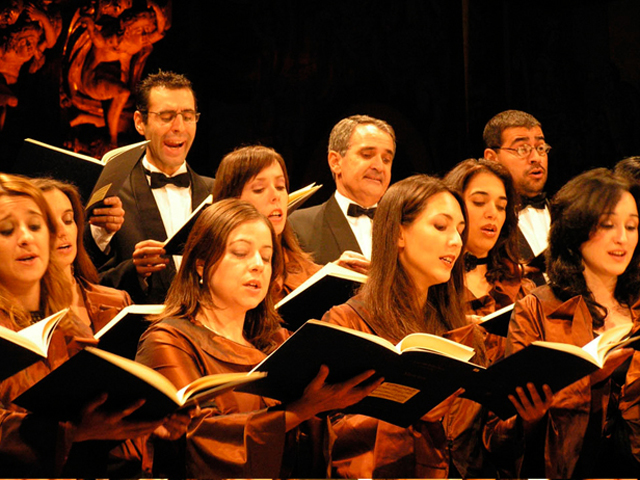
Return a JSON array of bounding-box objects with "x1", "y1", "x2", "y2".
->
[
  {"x1": 491, "y1": 143, "x2": 552, "y2": 158},
  {"x1": 146, "y1": 110, "x2": 201, "y2": 124}
]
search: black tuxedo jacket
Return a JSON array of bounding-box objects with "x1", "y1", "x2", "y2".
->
[
  {"x1": 87, "y1": 159, "x2": 214, "y2": 303},
  {"x1": 288, "y1": 194, "x2": 362, "y2": 265}
]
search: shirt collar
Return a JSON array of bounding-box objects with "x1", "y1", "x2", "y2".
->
[
  {"x1": 141, "y1": 156, "x2": 188, "y2": 177},
  {"x1": 334, "y1": 190, "x2": 377, "y2": 218}
]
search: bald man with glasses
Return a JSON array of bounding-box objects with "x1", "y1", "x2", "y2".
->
[
  {"x1": 87, "y1": 70, "x2": 214, "y2": 303},
  {"x1": 483, "y1": 110, "x2": 551, "y2": 284}
]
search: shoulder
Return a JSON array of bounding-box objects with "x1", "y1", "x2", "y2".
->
[
  {"x1": 514, "y1": 285, "x2": 560, "y2": 319},
  {"x1": 190, "y1": 169, "x2": 214, "y2": 188},
  {"x1": 144, "y1": 316, "x2": 195, "y2": 337},
  {"x1": 79, "y1": 278, "x2": 132, "y2": 308},
  {"x1": 289, "y1": 198, "x2": 333, "y2": 224},
  {"x1": 139, "y1": 316, "x2": 196, "y2": 347},
  {"x1": 321, "y1": 294, "x2": 373, "y2": 334}
]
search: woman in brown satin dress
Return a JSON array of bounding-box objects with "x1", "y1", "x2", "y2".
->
[
  {"x1": 322, "y1": 174, "x2": 493, "y2": 478},
  {"x1": 136, "y1": 198, "x2": 381, "y2": 478},
  {"x1": 34, "y1": 178, "x2": 132, "y2": 336},
  {"x1": 485, "y1": 168, "x2": 640, "y2": 478}
]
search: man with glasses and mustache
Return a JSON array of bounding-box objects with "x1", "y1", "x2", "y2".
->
[
  {"x1": 290, "y1": 115, "x2": 396, "y2": 265},
  {"x1": 483, "y1": 109, "x2": 551, "y2": 284},
  {"x1": 87, "y1": 70, "x2": 213, "y2": 303}
]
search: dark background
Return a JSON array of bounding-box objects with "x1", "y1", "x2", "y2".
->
[{"x1": 3, "y1": 0, "x2": 640, "y2": 204}]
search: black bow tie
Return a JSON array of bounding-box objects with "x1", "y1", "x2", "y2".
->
[
  {"x1": 520, "y1": 193, "x2": 547, "y2": 210},
  {"x1": 464, "y1": 253, "x2": 489, "y2": 272},
  {"x1": 347, "y1": 203, "x2": 376, "y2": 220},
  {"x1": 144, "y1": 169, "x2": 190, "y2": 189}
]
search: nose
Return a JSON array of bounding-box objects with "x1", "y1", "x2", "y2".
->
[
  {"x1": 170, "y1": 113, "x2": 187, "y2": 131},
  {"x1": 529, "y1": 146, "x2": 544, "y2": 164},
  {"x1": 484, "y1": 202, "x2": 498, "y2": 219},
  {"x1": 615, "y1": 225, "x2": 629, "y2": 244},
  {"x1": 18, "y1": 224, "x2": 34, "y2": 245},
  {"x1": 249, "y1": 251, "x2": 265, "y2": 272},
  {"x1": 371, "y1": 154, "x2": 385, "y2": 171},
  {"x1": 450, "y1": 229, "x2": 463, "y2": 249},
  {"x1": 267, "y1": 185, "x2": 279, "y2": 202}
]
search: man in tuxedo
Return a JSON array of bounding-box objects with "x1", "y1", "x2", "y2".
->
[
  {"x1": 483, "y1": 110, "x2": 551, "y2": 283},
  {"x1": 87, "y1": 70, "x2": 213, "y2": 303},
  {"x1": 289, "y1": 115, "x2": 395, "y2": 264}
]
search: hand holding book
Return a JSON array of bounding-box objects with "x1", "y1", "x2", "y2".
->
[
  {"x1": 87, "y1": 195, "x2": 125, "y2": 234},
  {"x1": 70, "y1": 393, "x2": 163, "y2": 443},
  {"x1": 133, "y1": 239, "x2": 170, "y2": 278},
  {"x1": 507, "y1": 383, "x2": 554, "y2": 435},
  {"x1": 283, "y1": 364, "x2": 383, "y2": 431}
]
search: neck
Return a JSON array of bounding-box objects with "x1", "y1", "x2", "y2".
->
[
  {"x1": 465, "y1": 265, "x2": 491, "y2": 299},
  {"x1": 583, "y1": 268, "x2": 618, "y2": 308},
  {"x1": 414, "y1": 284, "x2": 429, "y2": 312},
  {"x1": 63, "y1": 264, "x2": 74, "y2": 283},
  {"x1": 197, "y1": 305, "x2": 247, "y2": 344},
  {"x1": 470, "y1": 263, "x2": 488, "y2": 276},
  {"x1": 146, "y1": 155, "x2": 184, "y2": 177},
  {"x1": 336, "y1": 185, "x2": 376, "y2": 208},
  {"x1": 10, "y1": 283, "x2": 41, "y2": 312}
]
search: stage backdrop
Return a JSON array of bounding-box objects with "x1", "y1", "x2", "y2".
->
[{"x1": 1, "y1": 0, "x2": 639, "y2": 202}]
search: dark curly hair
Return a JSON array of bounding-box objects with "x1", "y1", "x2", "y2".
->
[
  {"x1": 547, "y1": 168, "x2": 640, "y2": 329},
  {"x1": 444, "y1": 158, "x2": 521, "y2": 284}
]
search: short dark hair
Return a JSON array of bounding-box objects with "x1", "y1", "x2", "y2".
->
[
  {"x1": 483, "y1": 110, "x2": 541, "y2": 148},
  {"x1": 136, "y1": 70, "x2": 197, "y2": 121},
  {"x1": 328, "y1": 115, "x2": 396, "y2": 156},
  {"x1": 547, "y1": 168, "x2": 640, "y2": 329}
]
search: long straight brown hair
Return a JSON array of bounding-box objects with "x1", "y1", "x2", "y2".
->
[
  {"x1": 361, "y1": 174, "x2": 469, "y2": 342},
  {"x1": 157, "y1": 199, "x2": 284, "y2": 352},
  {"x1": 32, "y1": 178, "x2": 100, "y2": 284}
]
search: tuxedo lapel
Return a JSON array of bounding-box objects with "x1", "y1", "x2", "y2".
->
[
  {"x1": 324, "y1": 196, "x2": 362, "y2": 254},
  {"x1": 188, "y1": 166, "x2": 213, "y2": 208},
  {"x1": 129, "y1": 161, "x2": 168, "y2": 242}
]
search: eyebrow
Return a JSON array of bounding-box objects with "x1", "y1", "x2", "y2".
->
[
  {"x1": 360, "y1": 146, "x2": 395, "y2": 156},
  {"x1": 601, "y1": 211, "x2": 640, "y2": 218},
  {"x1": 509, "y1": 135, "x2": 545, "y2": 145},
  {"x1": 229, "y1": 238, "x2": 274, "y2": 249},
  {"x1": 250, "y1": 175, "x2": 286, "y2": 183},
  {"x1": 0, "y1": 209, "x2": 43, "y2": 222},
  {"x1": 437, "y1": 212, "x2": 466, "y2": 224},
  {"x1": 469, "y1": 190, "x2": 508, "y2": 201}
]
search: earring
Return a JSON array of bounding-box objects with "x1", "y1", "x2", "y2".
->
[{"x1": 199, "y1": 276, "x2": 204, "y2": 285}]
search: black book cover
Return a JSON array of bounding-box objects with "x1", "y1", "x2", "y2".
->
[
  {"x1": 276, "y1": 264, "x2": 365, "y2": 331},
  {"x1": 238, "y1": 320, "x2": 484, "y2": 427}
]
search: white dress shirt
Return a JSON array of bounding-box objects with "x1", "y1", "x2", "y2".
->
[
  {"x1": 334, "y1": 190, "x2": 374, "y2": 260},
  {"x1": 518, "y1": 205, "x2": 551, "y2": 257}
]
